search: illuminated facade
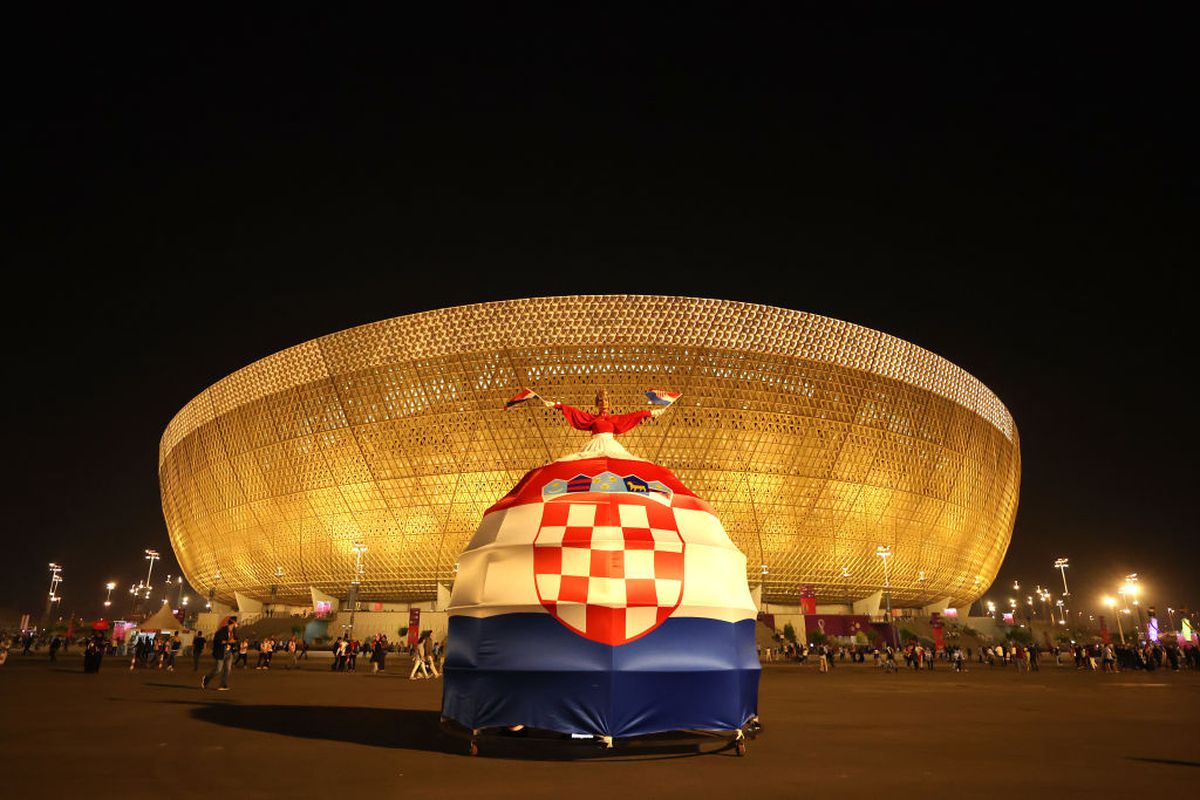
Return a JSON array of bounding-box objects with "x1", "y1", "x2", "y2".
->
[{"x1": 159, "y1": 296, "x2": 1019, "y2": 608}]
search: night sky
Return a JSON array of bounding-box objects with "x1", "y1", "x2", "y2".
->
[{"x1": 6, "y1": 7, "x2": 1195, "y2": 622}]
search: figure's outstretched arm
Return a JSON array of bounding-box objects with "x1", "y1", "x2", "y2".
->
[{"x1": 555, "y1": 403, "x2": 596, "y2": 432}]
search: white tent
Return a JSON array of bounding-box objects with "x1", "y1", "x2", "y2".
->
[{"x1": 138, "y1": 605, "x2": 185, "y2": 632}]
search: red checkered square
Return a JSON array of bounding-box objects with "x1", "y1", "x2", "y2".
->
[{"x1": 533, "y1": 496, "x2": 686, "y2": 645}]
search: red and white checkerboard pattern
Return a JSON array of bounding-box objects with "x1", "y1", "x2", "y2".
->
[{"x1": 533, "y1": 497, "x2": 685, "y2": 645}]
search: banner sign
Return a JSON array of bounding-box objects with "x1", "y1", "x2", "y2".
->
[
  {"x1": 799, "y1": 585, "x2": 817, "y2": 615},
  {"x1": 930, "y1": 612, "x2": 945, "y2": 651},
  {"x1": 1002, "y1": 612, "x2": 1014, "y2": 624},
  {"x1": 1099, "y1": 616, "x2": 1111, "y2": 645},
  {"x1": 803, "y1": 614, "x2": 871, "y2": 639},
  {"x1": 407, "y1": 609, "x2": 421, "y2": 647}
]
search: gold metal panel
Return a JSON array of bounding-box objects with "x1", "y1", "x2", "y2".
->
[{"x1": 159, "y1": 296, "x2": 1020, "y2": 607}]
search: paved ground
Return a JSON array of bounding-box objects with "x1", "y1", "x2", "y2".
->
[{"x1": 1, "y1": 652, "x2": 1197, "y2": 798}]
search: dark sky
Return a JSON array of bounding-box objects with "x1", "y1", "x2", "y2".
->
[{"x1": 6, "y1": 7, "x2": 1196, "y2": 622}]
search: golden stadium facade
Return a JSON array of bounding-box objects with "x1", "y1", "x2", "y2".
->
[{"x1": 159, "y1": 296, "x2": 1019, "y2": 609}]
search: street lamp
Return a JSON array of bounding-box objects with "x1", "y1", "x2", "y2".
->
[
  {"x1": 1103, "y1": 596, "x2": 1125, "y2": 644},
  {"x1": 144, "y1": 549, "x2": 160, "y2": 589},
  {"x1": 104, "y1": 581, "x2": 116, "y2": 609},
  {"x1": 876, "y1": 545, "x2": 897, "y2": 647},
  {"x1": 1054, "y1": 558, "x2": 1070, "y2": 596},
  {"x1": 986, "y1": 600, "x2": 996, "y2": 618},
  {"x1": 44, "y1": 563, "x2": 64, "y2": 628}
]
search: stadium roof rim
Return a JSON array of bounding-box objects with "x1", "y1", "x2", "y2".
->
[{"x1": 159, "y1": 294, "x2": 1015, "y2": 464}]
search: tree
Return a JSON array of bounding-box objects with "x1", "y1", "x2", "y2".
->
[
  {"x1": 808, "y1": 630, "x2": 827, "y2": 645},
  {"x1": 782, "y1": 622, "x2": 797, "y2": 643}
]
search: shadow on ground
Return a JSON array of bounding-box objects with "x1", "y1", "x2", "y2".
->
[{"x1": 188, "y1": 704, "x2": 728, "y2": 761}]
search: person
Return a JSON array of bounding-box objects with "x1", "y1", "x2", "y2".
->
[
  {"x1": 49, "y1": 636, "x2": 62, "y2": 663},
  {"x1": 545, "y1": 389, "x2": 668, "y2": 460},
  {"x1": 347, "y1": 639, "x2": 359, "y2": 672},
  {"x1": 192, "y1": 631, "x2": 207, "y2": 671},
  {"x1": 256, "y1": 637, "x2": 274, "y2": 669},
  {"x1": 370, "y1": 634, "x2": 387, "y2": 674},
  {"x1": 201, "y1": 618, "x2": 237, "y2": 691},
  {"x1": 285, "y1": 636, "x2": 298, "y2": 670},
  {"x1": 166, "y1": 633, "x2": 181, "y2": 671},
  {"x1": 410, "y1": 636, "x2": 431, "y2": 680},
  {"x1": 234, "y1": 637, "x2": 249, "y2": 668},
  {"x1": 1029, "y1": 642, "x2": 1039, "y2": 672},
  {"x1": 425, "y1": 637, "x2": 441, "y2": 678},
  {"x1": 0, "y1": 633, "x2": 12, "y2": 666},
  {"x1": 953, "y1": 647, "x2": 965, "y2": 672}
]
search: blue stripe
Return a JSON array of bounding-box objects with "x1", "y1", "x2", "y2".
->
[{"x1": 442, "y1": 614, "x2": 760, "y2": 737}]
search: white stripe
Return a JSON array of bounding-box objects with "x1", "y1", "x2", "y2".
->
[{"x1": 448, "y1": 503, "x2": 757, "y2": 623}]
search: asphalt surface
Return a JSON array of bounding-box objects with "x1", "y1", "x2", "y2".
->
[{"x1": 1, "y1": 652, "x2": 1196, "y2": 798}]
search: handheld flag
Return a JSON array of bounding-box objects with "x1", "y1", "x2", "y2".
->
[
  {"x1": 504, "y1": 388, "x2": 543, "y2": 410},
  {"x1": 645, "y1": 388, "x2": 682, "y2": 407}
]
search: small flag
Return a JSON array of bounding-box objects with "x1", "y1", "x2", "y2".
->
[
  {"x1": 645, "y1": 388, "x2": 682, "y2": 407},
  {"x1": 504, "y1": 388, "x2": 543, "y2": 410}
]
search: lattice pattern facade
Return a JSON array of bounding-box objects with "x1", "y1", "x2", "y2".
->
[{"x1": 159, "y1": 296, "x2": 1020, "y2": 608}]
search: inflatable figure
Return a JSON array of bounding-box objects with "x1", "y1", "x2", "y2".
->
[{"x1": 443, "y1": 389, "x2": 761, "y2": 753}]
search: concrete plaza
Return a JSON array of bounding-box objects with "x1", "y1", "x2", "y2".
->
[{"x1": 0, "y1": 653, "x2": 1196, "y2": 798}]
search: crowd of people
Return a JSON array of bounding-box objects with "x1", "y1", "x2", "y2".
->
[{"x1": 761, "y1": 636, "x2": 1200, "y2": 675}]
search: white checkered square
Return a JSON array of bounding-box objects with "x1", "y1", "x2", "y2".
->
[
  {"x1": 623, "y1": 550, "x2": 655, "y2": 579},
  {"x1": 587, "y1": 577, "x2": 627, "y2": 607},
  {"x1": 560, "y1": 547, "x2": 591, "y2": 577},
  {"x1": 536, "y1": 526, "x2": 566, "y2": 546},
  {"x1": 536, "y1": 573, "x2": 561, "y2": 601},
  {"x1": 655, "y1": 578, "x2": 682, "y2": 605},
  {"x1": 617, "y1": 504, "x2": 649, "y2": 528},
  {"x1": 566, "y1": 505, "x2": 596, "y2": 526},
  {"x1": 589, "y1": 526, "x2": 623, "y2": 550},
  {"x1": 651, "y1": 528, "x2": 683, "y2": 552}
]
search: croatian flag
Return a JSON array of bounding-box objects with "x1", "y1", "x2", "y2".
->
[
  {"x1": 442, "y1": 455, "x2": 760, "y2": 738},
  {"x1": 645, "y1": 388, "x2": 682, "y2": 407},
  {"x1": 503, "y1": 387, "x2": 542, "y2": 410}
]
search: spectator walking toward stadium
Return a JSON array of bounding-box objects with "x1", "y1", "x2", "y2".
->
[
  {"x1": 201, "y1": 618, "x2": 237, "y2": 691},
  {"x1": 410, "y1": 636, "x2": 431, "y2": 680},
  {"x1": 192, "y1": 632, "x2": 206, "y2": 671}
]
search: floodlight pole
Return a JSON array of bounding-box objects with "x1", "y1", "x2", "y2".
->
[
  {"x1": 876, "y1": 546, "x2": 897, "y2": 647},
  {"x1": 348, "y1": 543, "x2": 368, "y2": 638}
]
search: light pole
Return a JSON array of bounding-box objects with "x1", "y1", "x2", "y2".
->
[
  {"x1": 1104, "y1": 596, "x2": 1125, "y2": 644},
  {"x1": 176, "y1": 575, "x2": 185, "y2": 610},
  {"x1": 876, "y1": 545, "x2": 897, "y2": 647},
  {"x1": 44, "y1": 563, "x2": 64, "y2": 627},
  {"x1": 144, "y1": 549, "x2": 160, "y2": 589},
  {"x1": 103, "y1": 581, "x2": 116, "y2": 611},
  {"x1": 1054, "y1": 558, "x2": 1070, "y2": 596},
  {"x1": 986, "y1": 600, "x2": 996, "y2": 619},
  {"x1": 348, "y1": 542, "x2": 368, "y2": 637}
]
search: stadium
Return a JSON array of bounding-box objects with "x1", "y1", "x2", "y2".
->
[{"x1": 159, "y1": 295, "x2": 1019, "y2": 619}]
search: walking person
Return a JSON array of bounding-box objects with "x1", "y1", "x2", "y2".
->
[
  {"x1": 409, "y1": 636, "x2": 430, "y2": 680},
  {"x1": 192, "y1": 631, "x2": 206, "y2": 671},
  {"x1": 285, "y1": 636, "x2": 298, "y2": 670},
  {"x1": 234, "y1": 638, "x2": 249, "y2": 668},
  {"x1": 201, "y1": 618, "x2": 237, "y2": 691},
  {"x1": 49, "y1": 635, "x2": 62, "y2": 663}
]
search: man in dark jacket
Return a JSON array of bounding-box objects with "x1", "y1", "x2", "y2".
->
[
  {"x1": 192, "y1": 632, "x2": 206, "y2": 671},
  {"x1": 201, "y1": 618, "x2": 237, "y2": 691}
]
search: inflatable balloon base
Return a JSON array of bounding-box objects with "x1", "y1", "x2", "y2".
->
[
  {"x1": 442, "y1": 455, "x2": 762, "y2": 755},
  {"x1": 438, "y1": 714, "x2": 763, "y2": 758}
]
